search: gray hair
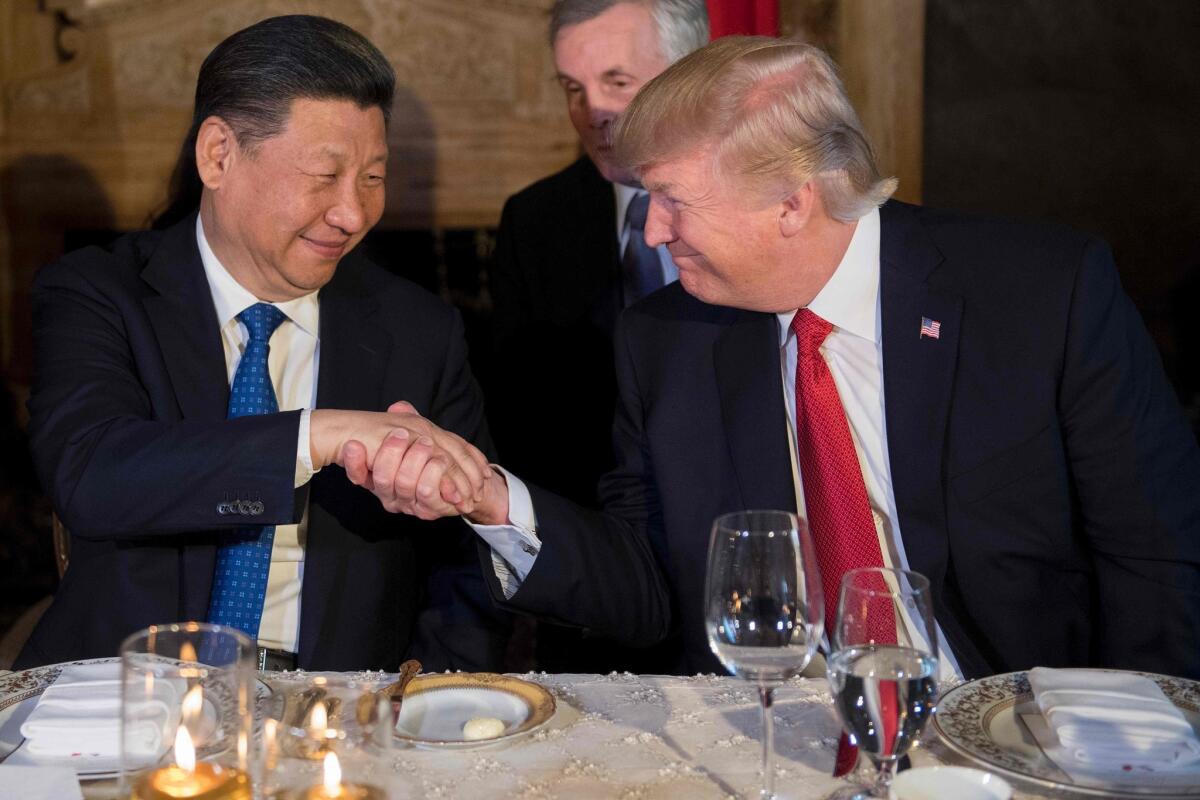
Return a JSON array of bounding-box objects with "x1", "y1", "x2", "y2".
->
[{"x1": 549, "y1": 0, "x2": 709, "y2": 65}]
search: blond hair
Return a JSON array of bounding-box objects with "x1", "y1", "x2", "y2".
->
[{"x1": 613, "y1": 36, "x2": 896, "y2": 221}]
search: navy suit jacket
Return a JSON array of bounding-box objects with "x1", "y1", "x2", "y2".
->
[
  {"x1": 18, "y1": 215, "x2": 508, "y2": 672},
  {"x1": 492, "y1": 200, "x2": 1200, "y2": 679}
]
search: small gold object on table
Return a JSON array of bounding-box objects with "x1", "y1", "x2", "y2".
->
[
  {"x1": 120, "y1": 622, "x2": 256, "y2": 800},
  {"x1": 265, "y1": 672, "x2": 395, "y2": 798}
]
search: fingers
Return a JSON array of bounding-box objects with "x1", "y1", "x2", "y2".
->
[
  {"x1": 341, "y1": 440, "x2": 370, "y2": 486},
  {"x1": 387, "y1": 400, "x2": 416, "y2": 415},
  {"x1": 370, "y1": 429, "x2": 414, "y2": 504}
]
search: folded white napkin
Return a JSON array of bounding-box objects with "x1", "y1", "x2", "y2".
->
[
  {"x1": 19, "y1": 663, "x2": 182, "y2": 762},
  {"x1": 1028, "y1": 667, "x2": 1200, "y2": 769}
]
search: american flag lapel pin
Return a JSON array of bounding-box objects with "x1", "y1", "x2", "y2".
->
[{"x1": 920, "y1": 317, "x2": 941, "y2": 339}]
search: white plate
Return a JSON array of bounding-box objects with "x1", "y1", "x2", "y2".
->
[
  {"x1": 0, "y1": 657, "x2": 270, "y2": 780},
  {"x1": 933, "y1": 669, "x2": 1200, "y2": 798},
  {"x1": 393, "y1": 672, "x2": 555, "y2": 749}
]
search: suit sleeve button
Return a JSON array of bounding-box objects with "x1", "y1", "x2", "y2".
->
[
  {"x1": 217, "y1": 502, "x2": 229, "y2": 515},
  {"x1": 250, "y1": 501, "x2": 265, "y2": 515}
]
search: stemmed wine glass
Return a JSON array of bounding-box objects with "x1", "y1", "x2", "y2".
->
[
  {"x1": 827, "y1": 568, "x2": 939, "y2": 799},
  {"x1": 705, "y1": 510, "x2": 824, "y2": 799}
]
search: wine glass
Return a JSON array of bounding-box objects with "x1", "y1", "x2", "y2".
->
[
  {"x1": 827, "y1": 568, "x2": 939, "y2": 799},
  {"x1": 705, "y1": 510, "x2": 824, "y2": 799}
]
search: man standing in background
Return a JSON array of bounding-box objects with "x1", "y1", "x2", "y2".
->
[{"x1": 483, "y1": 0, "x2": 708, "y2": 672}]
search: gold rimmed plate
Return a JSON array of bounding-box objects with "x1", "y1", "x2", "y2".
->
[
  {"x1": 933, "y1": 669, "x2": 1200, "y2": 798},
  {"x1": 393, "y1": 672, "x2": 555, "y2": 749}
]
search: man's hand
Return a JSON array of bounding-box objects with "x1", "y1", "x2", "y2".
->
[
  {"x1": 340, "y1": 402, "x2": 510, "y2": 523},
  {"x1": 310, "y1": 405, "x2": 491, "y2": 514}
]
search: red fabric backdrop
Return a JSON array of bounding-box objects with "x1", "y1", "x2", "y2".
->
[{"x1": 705, "y1": 0, "x2": 780, "y2": 38}]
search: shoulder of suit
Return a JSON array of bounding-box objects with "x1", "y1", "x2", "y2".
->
[
  {"x1": 37, "y1": 227, "x2": 166, "y2": 292},
  {"x1": 329, "y1": 249, "x2": 457, "y2": 323},
  {"x1": 502, "y1": 156, "x2": 605, "y2": 213},
  {"x1": 624, "y1": 281, "x2": 742, "y2": 328}
]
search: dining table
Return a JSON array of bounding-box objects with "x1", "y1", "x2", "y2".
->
[{"x1": 0, "y1": 668, "x2": 1087, "y2": 799}]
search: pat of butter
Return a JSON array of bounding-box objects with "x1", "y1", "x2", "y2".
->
[{"x1": 462, "y1": 716, "x2": 506, "y2": 740}]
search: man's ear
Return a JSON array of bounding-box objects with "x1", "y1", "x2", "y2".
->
[
  {"x1": 779, "y1": 181, "x2": 815, "y2": 238},
  {"x1": 195, "y1": 116, "x2": 238, "y2": 190}
]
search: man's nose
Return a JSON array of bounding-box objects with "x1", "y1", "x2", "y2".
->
[
  {"x1": 327, "y1": 181, "x2": 367, "y2": 234},
  {"x1": 643, "y1": 198, "x2": 674, "y2": 247}
]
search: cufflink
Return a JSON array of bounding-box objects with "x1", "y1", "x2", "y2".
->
[{"x1": 520, "y1": 541, "x2": 538, "y2": 556}]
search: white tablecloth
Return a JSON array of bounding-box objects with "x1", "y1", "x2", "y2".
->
[{"x1": 0, "y1": 670, "x2": 1075, "y2": 799}]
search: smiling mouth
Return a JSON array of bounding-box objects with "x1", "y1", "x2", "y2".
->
[{"x1": 301, "y1": 236, "x2": 349, "y2": 257}]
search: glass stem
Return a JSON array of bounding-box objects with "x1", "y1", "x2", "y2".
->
[
  {"x1": 870, "y1": 757, "x2": 898, "y2": 797},
  {"x1": 759, "y1": 684, "x2": 775, "y2": 799}
]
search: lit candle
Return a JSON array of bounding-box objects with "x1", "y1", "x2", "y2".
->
[
  {"x1": 301, "y1": 752, "x2": 384, "y2": 800},
  {"x1": 132, "y1": 717, "x2": 249, "y2": 799}
]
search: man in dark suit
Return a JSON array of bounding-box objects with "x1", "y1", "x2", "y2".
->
[
  {"x1": 484, "y1": 0, "x2": 708, "y2": 673},
  {"x1": 487, "y1": 0, "x2": 709, "y2": 507},
  {"x1": 356, "y1": 37, "x2": 1200, "y2": 682},
  {"x1": 16, "y1": 15, "x2": 507, "y2": 672}
]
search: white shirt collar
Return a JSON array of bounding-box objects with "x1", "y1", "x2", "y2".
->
[
  {"x1": 775, "y1": 207, "x2": 881, "y2": 346},
  {"x1": 195, "y1": 215, "x2": 320, "y2": 337}
]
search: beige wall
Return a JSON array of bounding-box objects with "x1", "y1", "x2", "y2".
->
[{"x1": 0, "y1": 0, "x2": 925, "y2": 392}]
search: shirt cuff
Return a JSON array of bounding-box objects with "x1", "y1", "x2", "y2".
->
[
  {"x1": 468, "y1": 466, "x2": 541, "y2": 591},
  {"x1": 295, "y1": 408, "x2": 319, "y2": 488}
]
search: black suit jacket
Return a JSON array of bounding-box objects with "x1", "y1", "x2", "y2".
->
[
  {"x1": 487, "y1": 156, "x2": 622, "y2": 507},
  {"x1": 493, "y1": 200, "x2": 1200, "y2": 679},
  {"x1": 17, "y1": 216, "x2": 508, "y2": 672}
]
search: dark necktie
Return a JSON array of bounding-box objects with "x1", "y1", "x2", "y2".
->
[
  {"x1": 206, "y1": 302, "x2": 288, "y2": 639},
  {"x1": 622, "y1": 192, "x2": 664, "y2": 306},
  {"x1": 791, "y1": 308, "x2": 894, "y2": 775}
]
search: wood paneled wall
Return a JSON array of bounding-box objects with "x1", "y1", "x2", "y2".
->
[{"x1": 0, "y1": 0, "x2": 926, "y2": 393}]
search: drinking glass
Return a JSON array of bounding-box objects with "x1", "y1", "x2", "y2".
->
[
  {"x1": 705, "y1": 510, "x2": 823, "y2": 799},
  {"x1": 827, "y1": 568, "x2": 939, "y2": 799},
  {"x1": 119, "y1": 622, "x2": 255, "y2": 799}
]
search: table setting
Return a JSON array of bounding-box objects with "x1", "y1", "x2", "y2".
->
[{"x1": 1, "y1": 509, "x2": 1198, "y2": 799}]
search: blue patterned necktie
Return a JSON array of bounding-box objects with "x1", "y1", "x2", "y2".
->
[
  {"x1": 206, "y1": 302, "x2": 287, "y2": 639},
  {"x1": 621, "y1": 192, "x2": 664, "y2": 306}
]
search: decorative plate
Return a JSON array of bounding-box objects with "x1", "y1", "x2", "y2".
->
[
  {"x1": 0, "y1": 657, "x2": 270, "y2": 780},
  {"x1": 393, "y1": 672, "x2": 556, "y2": 749},
  {"x1": 933, "y1": 669, "x2": 1200, "y2": 798}
]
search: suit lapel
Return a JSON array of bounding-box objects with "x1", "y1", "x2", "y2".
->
[
  {"x1": 879, "y1": 203, "x2": 992, "y2": 675},
  {"x1": 713, "y1": 310, "x2": 797, "y2": 512},
  {"x1": 299, "y1": 253, "x2": 390, "y2": 663},
  {"x1": 140, "y1": 216, "x2": 229, "y2": 422},
  {"x1": 139, "y1": 216, "x2": 228, "y2": 610}
]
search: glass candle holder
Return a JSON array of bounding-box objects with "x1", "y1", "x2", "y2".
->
[
  {"x1": 120, "y1": 622, "x2": 256, "y2": 800},
  {"x1": 264, "y1": 674, "x2": 392, "y2": 798}
]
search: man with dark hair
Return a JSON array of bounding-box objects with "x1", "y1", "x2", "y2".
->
[{"x1": 17, "y1": 15, "x2": 508, "y2": 672}]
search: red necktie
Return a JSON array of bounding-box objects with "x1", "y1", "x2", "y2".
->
[{"x1": 791, "y1": 309, "x2": 895, "y2": 775}]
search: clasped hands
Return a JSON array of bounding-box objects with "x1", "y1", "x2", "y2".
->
[{"x1": 310, "y1": 403, "x2": 508, "y2": 523}]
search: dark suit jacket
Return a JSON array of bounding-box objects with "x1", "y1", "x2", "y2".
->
[
  {"x1": 493, "y1": 200, "x2": 1200, "y2": 679},
  {"x1": 487, "y1": 156, "x2": 622, "y2": 507},
  {"x1": 17, "y1": 215, "x2": 508, "y2": 672}
]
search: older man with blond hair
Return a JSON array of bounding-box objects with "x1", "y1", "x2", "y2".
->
[{"x1": 352, "y1": 37, "x2": 1200, "y2": 691}]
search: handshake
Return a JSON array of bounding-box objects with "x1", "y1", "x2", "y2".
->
[{"x1": 308, "y1": 402, "x2": 509, "y2": 525}]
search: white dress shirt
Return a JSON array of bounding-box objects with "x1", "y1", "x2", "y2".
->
[
  {"x1": 196, "y1": 216, "x2": 318, "y2": 653},
  {"x1": 774, "y1": 208, "x2": 962, "y2": 683}
]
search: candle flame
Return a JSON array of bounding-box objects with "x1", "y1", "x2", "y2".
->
[
  {"x1": 181, "y1": 684, "x2": 203, "y2": 723},
  {"x1": 309, "y1": 700, "x2": 328, "y2": 731},
  {"x1": 323, "y1": 751, "x2": 342, "y2": 793},
  {"x1": 174, "y1": 725, "x2": 196, "y2": 773},
  {"x1": 179, "y1": 641, "x2": 197, "y2": 664}
]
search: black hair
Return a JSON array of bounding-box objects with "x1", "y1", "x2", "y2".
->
[{"x1": 152, "y1": 15, "x2": 395, "y2": 229}]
